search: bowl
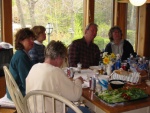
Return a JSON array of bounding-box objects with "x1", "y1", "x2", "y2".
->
[
  {"x1": 109, "y1": 80, "x2": 125, "y2": 89},
  {"x1": 146, "y1": 80, "x2": 150, "y2": 86}
]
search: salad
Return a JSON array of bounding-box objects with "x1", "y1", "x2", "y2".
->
[{"x1": 96, "y1": 88, "x2": 148, "y2": 104}]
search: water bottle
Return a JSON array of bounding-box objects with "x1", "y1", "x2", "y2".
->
[
  {"x1": 115, "y1": 59, "x2": 121, "y2": 70},
  {"x1": 90, "y1": 77, "x2": 96, "y2": 91},
  {"x1": 67, "y1": 67, "x2": 74, "y2": 78}
]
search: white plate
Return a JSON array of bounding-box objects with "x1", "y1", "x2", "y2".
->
[
  {"x1": 82, "y1": 81, "x2": 89, "y2": 88},
  {"x1": 62, "y1": 67, "x2": 79, "y2": 73},
  {"x1": 89, "y1": 66, "x2": 101, "y2": 70}
]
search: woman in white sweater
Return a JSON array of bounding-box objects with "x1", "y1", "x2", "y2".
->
[{"x1": 26, "y1": 40, "x2": 91, "y2": 113}]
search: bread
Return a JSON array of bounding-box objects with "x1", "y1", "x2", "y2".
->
[{"x1": 114, "y1": 68, "x2": 130, "y2": 76}]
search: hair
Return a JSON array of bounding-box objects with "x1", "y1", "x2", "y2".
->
[
  {"x1": 45, "y1": 40, "x2": 67, "y2": 60},
  {"x1": 108, "y1": 26, "x2": 123, "y2": 42},
  {"x1": 15, "y1": 28, "x2": 35, "y2": 50},
  {"x1": 85, "y1": 23, "x2": 98, "y2": 31},
  {"x1": 32, "y1": 25, "x2": 46, "y2": 40}
]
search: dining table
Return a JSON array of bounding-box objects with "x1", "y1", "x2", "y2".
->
[
  {"x1": 71, "y1": 68, "x2": 150, "y2": 113},
  {"x1": 81, "y1": 82, "x2": 150, "y2": 113}
]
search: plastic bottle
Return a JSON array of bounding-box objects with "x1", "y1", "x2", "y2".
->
[{"x1": 90, "y1": 77, "x2": 96, "y2": 91}]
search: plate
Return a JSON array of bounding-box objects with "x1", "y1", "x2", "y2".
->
[
  {"x1": 96, "y1": 87, "x2": 148, "y2": 104},
  {"x1": 89, "y1": 66, "x2": 101, "y2": 70}
]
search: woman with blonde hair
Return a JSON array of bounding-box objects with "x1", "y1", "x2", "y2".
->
[{"x1": 29, "y1": 25, "x2": 46, "y2": 64}]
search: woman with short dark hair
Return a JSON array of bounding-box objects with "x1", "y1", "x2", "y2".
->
[
  {"x1": 105, "y1": 26, "x2": 136, "y2": 61},
  {"x1": 7, "y1": 28, "x2": 35, "y2": 100}
]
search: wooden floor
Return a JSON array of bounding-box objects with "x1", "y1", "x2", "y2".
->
[
  {"x1": 0, "y1": 76, "x2": 6, "y2": 98},
  {"x1": 0, "y1": 76, "x2": 16, "y2": 113},
  {"x1": 0, "y1": 108, "x2": 16, "y2": 113}
]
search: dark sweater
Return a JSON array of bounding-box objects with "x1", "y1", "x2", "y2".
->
[
  {"x1": 28, "y1": 43, "x2": 45, "y2": 64},
  {"x1": 105, "y1": 40, "x2": 136, "y2": 61}
]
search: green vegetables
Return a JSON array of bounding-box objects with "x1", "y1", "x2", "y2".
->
[{"x1": 97, "y1": 88, "x2": 148, "y2": 104}]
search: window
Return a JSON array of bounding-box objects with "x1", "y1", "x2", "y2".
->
[
  {"x1": 127, "y1": 3, "x2": 137, "y2": 50},
  {"x1": 94, "y1": 0, "x2": 113, "y2": 51},
  {"x1": 12, "y1": 0, "x2": 83, "y2": 47}
]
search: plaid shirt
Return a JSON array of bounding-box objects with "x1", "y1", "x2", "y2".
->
[
  {"x1": 28, "y1": 43, "x2": 45, "y2": 64},
  {"x1": 68, "y1": 37, "x2": 100, "y2": 68}
]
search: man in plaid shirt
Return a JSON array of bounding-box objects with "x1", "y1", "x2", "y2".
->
[{"x1": 68, "y1": 23, "x2": 100, "y2": 68}]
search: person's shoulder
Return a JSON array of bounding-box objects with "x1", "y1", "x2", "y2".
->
[
  {"x1": 32, "y1": 43, "x2": 40, "y2": 49},
  {"x1": 105, "y1": 42, "x2": 111, "y2": 47},
  {"x1": 28, "y1": 44, "x2": 38, "y2": 53},
  {"x1": 72, "y1": 38, "x2": 83, "y2": 44},
  {"x1": 93, "y1": 43, "x2": 99, "y2": 48},
  {"x1": 69, "y1": 38, "x2": 83, "y2": 48},
  {"x1": 52, "y1": 67, "x2": 66, "y2": 76},
  {"x1": 53, "y1": 66, "x2": 64, "y2": 72},
  {"x1": 15, "y1": 50, "x2": 26, "y2": 56},
  {"x1": 11, "y1": 50, "x2": 28, "y2": 61},
  {"x1": 123, "y1": 40, "x2": 132, "y2": 45},
  {"x1": 34, "y1": 43, "x2": 45, "y2": 47},
  {"x1": 124, "y1": 39, "x2": 130, "y2": 43}
]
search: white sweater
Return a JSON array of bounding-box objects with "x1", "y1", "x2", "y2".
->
[{"x1": 26, "y1": 63, "x2": 82, "y2": 113}]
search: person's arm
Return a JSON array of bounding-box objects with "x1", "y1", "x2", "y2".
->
[
  {"x1": 128, "y1": 42, "x2": 136, "y2": 57},
  {"x1": 68, "y1": 42, "x2": 79, "y2": 67},
  {"x1": 57, "y1": 69, "x2": 83, "y2": 101},
  {"x1": 104, "y1": 43, "x2": 112, "y2": 54},
  {"x1": 95, "y1": 46, "x2": 100, "y2": 65},
  {"x1": 121, "y1": 40, "x2": 136, "y2": 61},
  {"x1": 17, "y1": 54, "x2": 33, "y2": 91}
]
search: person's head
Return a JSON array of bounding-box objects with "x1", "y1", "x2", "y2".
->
[
  {"x1": 84, "y1": 23, "x2": 98, "y2": 44},
  {"x1": 108, "y1": 26, "x2": 123, "y2": 42},
  {"x1": 32, "y1": 25, "x2": 46, "y2": 43},
  {"x1": 15, "y1": 28, "x2": 35, "y2": 52},
  {"x1": 44, "y1": 40, "x2": 67, "y2": 67}
]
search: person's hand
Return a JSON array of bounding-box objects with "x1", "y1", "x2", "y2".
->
[
  {"x1": 69, "y1": 77, "x2": 73, "y2": 81},
  {"x1": 77, "y1": 77, "x2": 84, "y2": 84}
]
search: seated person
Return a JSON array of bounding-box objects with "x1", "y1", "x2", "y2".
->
[
  {"x1": 26, "y1": 40, "x2": 91, "y2": 113},
  {"x1": 28, "y1": 25, "x2": 46, "y2": 64},
  {"x1": 68, "y1": 23, "x2": 100, "y2": 68},
  {"x1": 7, "y1": 28, "x2": 35, "y2": 100},
  {"x1": 0, "y1": 47, "x2": 13, "y2": 76},
  {"x1": 105, "y1": 26, "x2": 136, "y2": 61}
]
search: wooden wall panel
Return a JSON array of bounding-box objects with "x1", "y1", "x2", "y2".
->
[
  {"x1": 89, "y1": 0, "x2": 94, "y2": 23},
  {"x1": 137, "y1": 5, "x2": 146, "y2": 56},
  {"x1": 116, "y1": 3, "x2": 127, "y2": 39},
  {"x1": 144, "y1": 4, "x2": 150, "y2": 57},
  {"x1": 83, "y1": 0, "x2": 95, "y2": 31},
  {"x1": 83, "y1": 0, "x2": 89, "y2": 31},
  {"x1": 2, "y1": 0, "x2": 12, "y2": 45}
]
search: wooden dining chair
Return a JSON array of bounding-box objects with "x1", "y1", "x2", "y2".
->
[
  {"x1": 24, "y1": 90, "x2": 83, "y2": 113},
  {"x1": 3, "y1": 66, "x2": 24, "y2": 113}
]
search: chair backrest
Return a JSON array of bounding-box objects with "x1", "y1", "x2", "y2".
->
[
  {"x1": 0, "y1": 48, "x2": 13, "y2": 76},
  {"x1": 24, "y1": 90, "x2": 83, "y2": 113},
  {"x1": 3, "y1": 66, "x2": 24, "y2": 113}
]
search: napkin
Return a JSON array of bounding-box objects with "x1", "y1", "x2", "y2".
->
[
  {"x1": 82, "y1": 81, "x2": 89, "y2": 88},
  {"x1": 0, "y1": 94, "x2": 15, "y2": 108},
  {"x1": 73, "y1": 69, "x2": 95, "y2": 80}
]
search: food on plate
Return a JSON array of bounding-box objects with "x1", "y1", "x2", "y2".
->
[
  {"x1": 96, "y1": 88, "x2": 148, "y2": 104},
  {"x1": 115, "y1": 68, "x2": 131, "y2": 76},
  {"x1": 89, "y1": 66, "x2": 101, "y2": 70}
]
